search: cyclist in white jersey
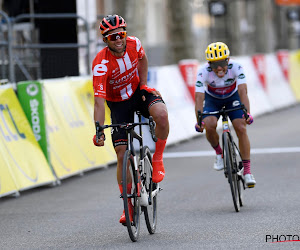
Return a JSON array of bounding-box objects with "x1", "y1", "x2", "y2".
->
[{"x1": 194, "y1": 42, "x2": 256, "y2": 188}]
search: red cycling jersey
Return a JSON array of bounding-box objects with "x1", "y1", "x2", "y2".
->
[{"x1": 92, "y1": 36, "x2": 145, "y2": 102}]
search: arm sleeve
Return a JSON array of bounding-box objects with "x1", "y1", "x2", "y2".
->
[
  {"x1": 234, "y1": 62, "x2": 247, "y2": 86},
  {"x1": 195, "y1": 67, "x2": 206, "y2": 93},
  {"x1": 92, "y1": 57, "x2": 108, "y2": 98},
  {"x1": 133, "y1": 36, "x2": 145, "y2": 59}
]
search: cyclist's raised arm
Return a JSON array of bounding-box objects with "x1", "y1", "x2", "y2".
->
[{"x1": 138, "y1": 52, "x2": 161, "y2": 98}]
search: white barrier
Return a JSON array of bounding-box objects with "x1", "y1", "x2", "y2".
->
[
  {"x1": 155, "y1": 65, "x2": 196, "y2": 146},
  {"x1": 231, "y1": 56, "x2": 273, "y2": 116},
  {"x1": 265, "y1": 54, "x2": 296, "y2": 109}
]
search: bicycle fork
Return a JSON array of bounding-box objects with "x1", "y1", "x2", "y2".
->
[{"x1": 222, "y1": 119, "x2": 230, "y2": 178}]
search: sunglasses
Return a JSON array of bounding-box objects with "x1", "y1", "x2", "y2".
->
[
  {"x1": 209, "y1": 59, "x2": 228, "y2": 69},
  {"x1": 105, "y1": 31, "x2": 127, "y2": 41}
]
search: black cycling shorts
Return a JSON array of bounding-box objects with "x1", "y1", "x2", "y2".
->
[{"x1": 106, "y1": 86, "x2": 165, "y2": 147}]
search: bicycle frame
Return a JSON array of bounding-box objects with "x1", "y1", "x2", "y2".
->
[
  {"x1": 197, "y1": 104, "x2": 248, "y2": 212},
  {"x1": 95, "y1": 111, "x2": 158, "y2": 203},
  {"x1": 126, "y1": 114, "x2": 146, "y2": 174},
  {"x1": 95, "y1": 112, "x2": 159, "y2": 241}
]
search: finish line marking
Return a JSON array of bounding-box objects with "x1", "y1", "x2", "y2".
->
[{"x1": 164, "y1": 147, "x2": 300, "y2": 158}]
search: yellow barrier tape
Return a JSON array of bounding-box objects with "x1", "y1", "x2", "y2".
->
[
  {"x1": 43, "y1": 78, "x2": 116, "y2": 179},
  {"x1": 289, "y1": 50, "x2": 300, "y2": 101},
  {"x1": 0, "y1": 87, "x2": 55, "y2": 191},
  {"x1": 71, "y1": 78, "x2": 116, "y2": 162},
  {"x1": 0, "y1": 144, "x2": 19, "y2": 197}
]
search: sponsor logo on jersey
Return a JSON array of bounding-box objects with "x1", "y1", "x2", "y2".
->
[
  {"x1": 225, "y1": 78, "x2": 235, "y2": 85},
  {"x1": 93, "y1": 59, "x2": 109, "y2": 76},
  {"x1": 196, "y1": 81, "x2": 203, "y2": 87},
  {"x1": 228, "y1": 63, "x2": 233, "y2": 69},
  {"x1": 110, "y1": 68, "x2": 138, "y2": 86},
  {"x1": 98, "y1": 83, "x2": 104, "y2": 91},
  {"x1": 238, "y1": 73, "x2": 245, "y2": 79},
  {"x1": 210, "y1": 81, "x2": 216, "y2": 87}
]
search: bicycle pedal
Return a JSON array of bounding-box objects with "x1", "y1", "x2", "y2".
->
[{"x1": 119, "y1": 194, "x2": 123, "y2": 199}]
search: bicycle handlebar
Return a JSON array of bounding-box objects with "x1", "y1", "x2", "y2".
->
[
  {"x1": 197, "y1": 104, "x2": 249, "y2": 126},
  {"x1": 95, "y1": 116, "x2": 158, "y2": 142}
]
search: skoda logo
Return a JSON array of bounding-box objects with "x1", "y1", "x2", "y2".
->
[{"x1": 26, "y1": 83, "x2": 39, "y2": 96}]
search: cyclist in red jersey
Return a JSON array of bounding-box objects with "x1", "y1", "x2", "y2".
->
[{"x1": 92, "y1": 14, "x2": 169, "y2": 224}]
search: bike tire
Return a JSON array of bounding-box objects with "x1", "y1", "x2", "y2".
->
[
  {"x1": 142, "y1": 146, "x2": 158, "y2": 234},
  {"x1": 122, "y1": 150, "x2": 141, "y2": 242},
  {"x1": 237, "y1": 161, "x2": 244, "y2": 207},
  {"x1": 233, "y1": 141, "x2": 244, "y2": 207},
  {"x1": 223, "y1": 132, "x2": 240, "y2": 212}
]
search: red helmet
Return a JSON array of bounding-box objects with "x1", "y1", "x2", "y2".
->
[{"x1": 99, "y1": 14, "x2": 127, "y2": 35}]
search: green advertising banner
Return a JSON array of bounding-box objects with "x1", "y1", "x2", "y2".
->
[{"x1": 17, "y1": 81, "x2": 49, "y2": 162}]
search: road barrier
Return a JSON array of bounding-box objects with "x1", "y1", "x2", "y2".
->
[
  {"x1": 0, "y1": 85, "x2": 56, "y2": 197},
  {"x1": 0, "y1": 50, "x2": 299, "y2": 198}
]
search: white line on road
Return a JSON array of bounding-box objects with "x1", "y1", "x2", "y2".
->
[{"x1": 164, "y1": 147, "x2": 300, "y2": 158}]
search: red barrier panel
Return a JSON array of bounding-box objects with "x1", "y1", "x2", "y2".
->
[
  {"x1": 252, "y1": 54, "x2": 267, "y2": 90},
  {"x1": 178, "y1": 59, "x2": 199, "y2": 102},
  {"x1": 276, "y1": 50, "x2": 289, "y2": 82}
]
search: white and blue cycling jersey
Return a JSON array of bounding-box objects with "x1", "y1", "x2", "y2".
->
[{"x1": 195, "y1": 60, "x2": 246, "y2": 99}]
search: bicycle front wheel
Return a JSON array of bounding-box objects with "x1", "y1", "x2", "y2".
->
[
  {"x1": 122, "y1": 150, "x2": 141, "y2": 242},
  {"x1": 223, "y1": 132, "x2": 240, "y2": 212},
  {"x1": 142, "y1": 146, "x2": 158, "y2": 234},
  {"x1": 233, "y1": 141, "x2": 244, "y2": 207}
]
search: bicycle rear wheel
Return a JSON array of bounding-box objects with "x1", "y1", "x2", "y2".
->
[
  {"x1": 122, "y1": 150, "x2": 141, "y2": 242},
  {"x1": 223, "y1": 132, "x2": 240, "y2": 212},
  {"x1": 142, "y1": 146, "x2": 157, "y2": 234}
]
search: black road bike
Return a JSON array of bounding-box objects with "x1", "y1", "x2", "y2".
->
[
  {"x1": 95, "y1": 111, "x2": 160, "y2": 241},
  {"x1": 198, "y1": 104, "x2": 249, "y2": 212}
]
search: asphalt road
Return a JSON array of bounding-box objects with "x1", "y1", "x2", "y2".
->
[{"x1": 1, "y1": 104, "x2": 300, "y2": 250}]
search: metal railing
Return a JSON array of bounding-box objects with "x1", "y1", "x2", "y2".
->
[
  {"x1": 0, "y1": 10, "x2": 15, "y2": 83},
  {"x1": 0, "y1": 12, "x2": 91, "y2": 83}
]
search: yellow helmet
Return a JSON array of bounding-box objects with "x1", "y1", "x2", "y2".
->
[{"x1": 205, "y1": 42, "x2": 230, "y2": 62}]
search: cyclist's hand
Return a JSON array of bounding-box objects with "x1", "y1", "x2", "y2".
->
[
  {"x1": 140, "y1": 85, "x2": 161, "y2": 101},
  {"x1": 243, "y1": 113, "x2": 253, "y2": 125},
  {"x1": 195, "y1": 122, "x2": 204, "y2": 133},
  {"x1": 93, "y1": 134, "x2": 105, "y2": 146}
]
